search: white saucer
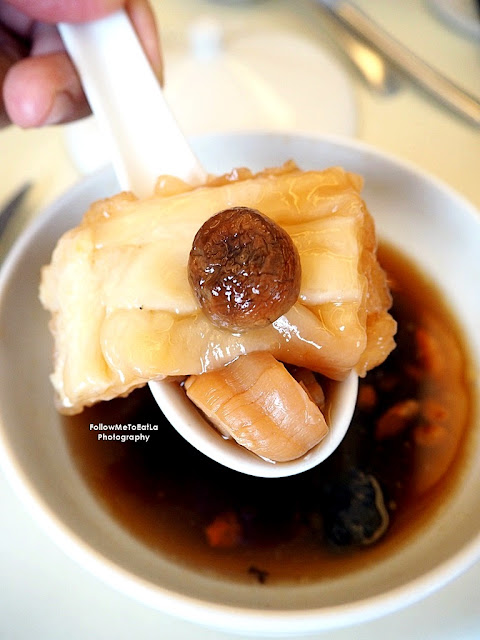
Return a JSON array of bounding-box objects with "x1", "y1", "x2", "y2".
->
[{"x1": 164, "y1": 26, "x2": 357, "y2": 138}]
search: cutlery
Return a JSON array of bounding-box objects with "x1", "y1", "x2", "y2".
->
[
  {"x1": 315, "y1": 2, "x2": 401, "y2": 95},
  {"x1": 316, "y1": 0, "x2": 480, "y2": 126},
  {"x1": 0, "y1": 184, "x2": 31, "y2": 239}
]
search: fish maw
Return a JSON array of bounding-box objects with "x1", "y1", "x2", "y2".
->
[{"x1": 40, "y1": 162, "x2": 396, "y2": 414}]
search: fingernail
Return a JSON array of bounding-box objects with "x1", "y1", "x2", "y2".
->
[{"x1": 43, "y1": 91, "x2": 75, "y2": 126}]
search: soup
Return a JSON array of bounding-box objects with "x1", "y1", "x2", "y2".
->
[{"x1": 63, "y1": 244, "x2": 473, "y2": 584}]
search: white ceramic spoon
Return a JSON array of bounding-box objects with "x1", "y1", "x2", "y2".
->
[{"x1": 59, "y1": 10, "x2": 358, "y2": 477}]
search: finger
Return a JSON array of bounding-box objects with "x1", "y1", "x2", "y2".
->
[
  {"x1": 126, "y1": 0, "x2": 163, "y2": 84},
  {"x1": 2, "y1": 0, "x2": 163, "y2": 83},
  {"x1": 0, "y1": 1, "x2": 32, "y2": 38},
  {"x1": 0, "y1": 21, "x2": 27, "y2": 125},
  {"x1": 30, "y1": 22, "x2": 64, "y2": 56},
  {"x1": 0, "y1": 52, "x2": 14, "y2": 126},
  {"x1": 1, "y1": 0, "x2": 125, "y2": 24},
  {"x1": 1, "y1": 22, "x2": 84, "y2": 127},
  {"x1": 1, "y1": 0, "x2": 163, "y2": 127},
  {"x1": 3, "y1": 51, "x2": 89, "y2": 127}
]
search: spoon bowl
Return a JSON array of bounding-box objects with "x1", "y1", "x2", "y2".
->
[
  {"x1": 150, "y1": 372, "x2": 358, "y2": 478},
  {"x1": 59, "y1": 10, "x2": 358, "y2": 476}
]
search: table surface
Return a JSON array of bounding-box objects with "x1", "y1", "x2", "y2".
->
[{"x1": 1, "y1": 1, "x2": 480, "y2": 638}]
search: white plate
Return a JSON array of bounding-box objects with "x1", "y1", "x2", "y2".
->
[{"x1": 0, "y1": 132, "x2": 479, "y2": 636}]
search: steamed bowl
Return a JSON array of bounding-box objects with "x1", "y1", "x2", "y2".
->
[{"x1": 0, "y1": 132, "x2": 479, "y2": 636}]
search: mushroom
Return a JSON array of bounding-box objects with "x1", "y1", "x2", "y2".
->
[{"x1": 188, "y1": 206, "x2": 301, "y2": 332}]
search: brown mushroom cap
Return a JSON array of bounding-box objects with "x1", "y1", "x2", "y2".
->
[{"x1": 188, "y1": 206, "x2": 301, "y2": 332}]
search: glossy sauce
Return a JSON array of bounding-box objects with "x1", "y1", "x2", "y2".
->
[{"x1": 62, "y1": 244, "x2": 474, "y2": 584}]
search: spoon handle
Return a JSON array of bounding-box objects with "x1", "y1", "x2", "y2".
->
[{"x1": 59, "y1": 10, "x2": 207, "y2": 197}]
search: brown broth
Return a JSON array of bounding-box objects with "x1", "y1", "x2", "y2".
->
[{"x1": 62, "y1": 244, "x2": 474, "y2": 584}]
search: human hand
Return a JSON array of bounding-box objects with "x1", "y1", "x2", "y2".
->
[{"x1": 0, "y1": 0, "x2": 163, "y2": 128}]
